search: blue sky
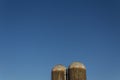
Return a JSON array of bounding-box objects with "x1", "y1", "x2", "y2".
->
[{"x1": 0, "y1": 0, "x2": 120, "y2": 80}]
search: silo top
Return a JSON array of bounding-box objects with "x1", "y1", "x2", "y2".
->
[
  {"x1": 52, "y1": 64, "x2": 66, "y2": 71},
  {"x1": 69, "y1": 62, "x2": 86, "y2": 69}
]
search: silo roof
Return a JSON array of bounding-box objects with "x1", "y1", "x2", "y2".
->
[
  {"x1": 52, "y1": 64, "x2": 66, "y2": 71},
  {"x1": 69, "y1": 62, "x2": 86, "y2": 69}
]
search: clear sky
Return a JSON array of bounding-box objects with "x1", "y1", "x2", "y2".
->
[{"x1": 0, "y1": 0, "x2": 120, "y2": 80}]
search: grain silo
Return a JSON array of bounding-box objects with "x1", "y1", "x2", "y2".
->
[
  {"x1": 68, "y1": 62, "x2": 86, "y2": 80},
  {"x1": 52, "y1": 64, "x2": 66, "y2": 80}
]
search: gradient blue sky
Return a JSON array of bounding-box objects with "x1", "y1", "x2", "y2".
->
[{"x1": 0, "y1": 0, "x2": 120, "y2": 80}]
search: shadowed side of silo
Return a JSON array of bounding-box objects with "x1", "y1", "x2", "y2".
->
[
  {"x1": 68, "y1": 62, "x2": 86, "y2": 80},
  {"x1": 52, "y1": 64, "x2": 66, "y2": 80}
]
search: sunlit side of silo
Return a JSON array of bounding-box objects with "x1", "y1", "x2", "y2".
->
[
  {"x1": 52, "y1": 64, "x2": 66, "y2": 80},
  {"x1": 68, "y1": 62, "x2": 86, "y2": 80}
]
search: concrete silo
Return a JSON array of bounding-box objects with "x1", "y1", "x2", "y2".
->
[
  {"x1": 68, "y1": 62, "x2": 86, "y2": 80},
  {"x1": 52, "y1": 64, "x2": 66, "y2": 80}
]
